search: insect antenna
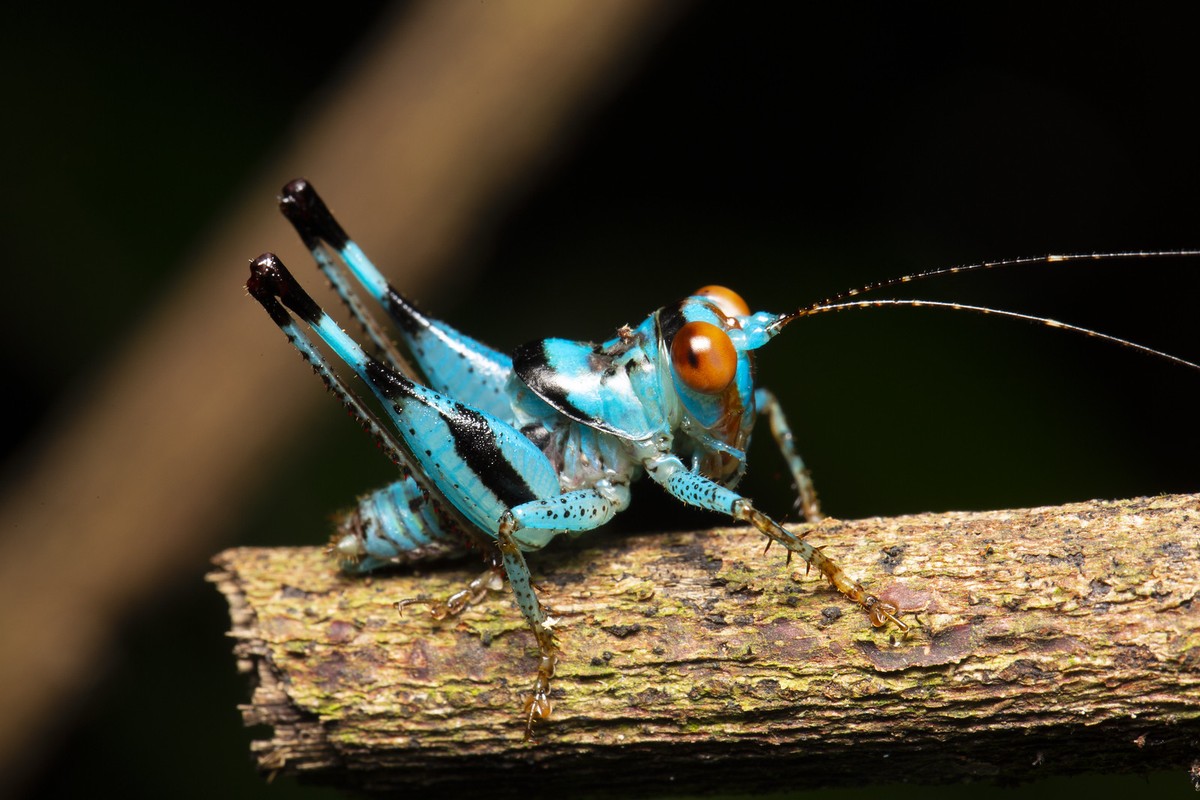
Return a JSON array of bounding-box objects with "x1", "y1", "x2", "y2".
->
[
  {"x1": 794, "y1": 250, "x2": 1200, "y2": 313},
  {"x1": 769, "y1": 251, "x2": 1200, "y2": 373}
]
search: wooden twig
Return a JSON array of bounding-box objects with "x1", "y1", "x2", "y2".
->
[{"x1": 210, "y1": 494, "x2": 1200, "y2": 795}]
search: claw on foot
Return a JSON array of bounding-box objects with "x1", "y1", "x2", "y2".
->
[
  {"x1": 395, "y1": 567, "x2": 503, "y2": 619},
  {"x1": 394, "y1": 598, "x2": 417, "y2": 617},
  {"x1": 523, "y1": 692, "x2": 553, "y2": 741},
  {"x1": 393, "y1": 596, "x2": 454, "y2": 619},
  {"x1": 522, "y1": 651, "x2": 557, "y2": 740},
  {"x1": 864, "y1": 595, "x2": 908, "y2": 632}
]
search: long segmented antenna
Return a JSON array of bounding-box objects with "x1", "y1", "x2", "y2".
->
[
  {"x1": 767, "y1": 251, "x2": 1200, "y2": 373},
  {"x1": 792, "y1": 250, "x2": 1200, "y2": 314},
  {"x1": 788, "y1": 298, "x2": 1200, "y2": 371}
]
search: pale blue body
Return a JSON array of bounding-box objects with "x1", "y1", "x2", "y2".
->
[
  {"x1": 327, "y1": 264, "x2": 783, "y2": 569},
  {"x1": 247, "y1": 180, "x2": 870, "y2": 735}
]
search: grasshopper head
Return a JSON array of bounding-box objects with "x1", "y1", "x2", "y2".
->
[{"x1": 660, "y1": 285, "x2": 785, "y2": 481}]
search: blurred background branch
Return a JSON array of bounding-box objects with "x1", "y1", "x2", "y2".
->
[{"x1": 0, "y1": 2, "x2": 685, "y2": 794}]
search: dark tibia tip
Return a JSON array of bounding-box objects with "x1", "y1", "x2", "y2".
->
[
  {"x1": 278, "y1": 178, "x2": 350, "y2": 250},
  {"x1": 246, "y1": 252, "x2": 286, "y2": 298},
  {"x1": 246, "y1": 253, "x2": 324, "y2": 326},
  {"x1": 246, "y1": 254, "x2": 290, "y2": 327}
]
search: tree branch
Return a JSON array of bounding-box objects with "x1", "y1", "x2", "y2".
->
[{"x1": 210, "y1": 493, "x2": 1200, "y2": 795}]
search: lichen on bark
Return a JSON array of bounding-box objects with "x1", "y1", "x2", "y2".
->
[{"x1": 210, "y1": 493, "x2": 1200, "y2": 795}]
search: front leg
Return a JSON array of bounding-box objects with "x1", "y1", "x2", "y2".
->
[
  {"x1": 646, "y1": 455, "x2": 905, "y2": 631},
  {"x1": 755, "y1": 387, "x2": 822, "y2": 521}
]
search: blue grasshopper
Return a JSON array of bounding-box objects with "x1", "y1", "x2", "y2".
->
[
  {"x1": 246, "y1": 179, "x2": 906, "y2": 736},
  {"x1": 247, "y1": 180, "x2": 1199, "y2": 737}
]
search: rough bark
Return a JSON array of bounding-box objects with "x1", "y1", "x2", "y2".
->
[{"x1": 210, "y1": 493, "x2": 1200, "y2": 795}]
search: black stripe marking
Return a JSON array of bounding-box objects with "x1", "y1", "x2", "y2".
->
[
  {"x1": 512, "y1": 339, "x2": 596, "y2": 424},
  {"x1": 383, "y1": 287, "x2": 431, "y2": 338},
  {"x1": 446, "y1": 401, "x2": 540, "y2": 508},
  {"x1": 365, "y1": 360, "x2": 539, "y2": 509},
  {"x1": 656, "y1": 302, "x2": 688, "y2": 350}
]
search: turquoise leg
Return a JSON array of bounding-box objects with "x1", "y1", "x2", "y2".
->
[
  {"x1": 645, "y1": 454, "x2": 905, "y2": 631},
  {"x1": 755, "y1": 387, "x2": 822, "y2": 521}
]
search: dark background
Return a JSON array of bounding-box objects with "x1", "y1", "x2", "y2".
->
[{"x1": 4, "y1": 4, "x2": 1198, "y2": 798}]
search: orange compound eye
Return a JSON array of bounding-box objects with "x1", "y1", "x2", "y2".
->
[
  {"x1": 694, "y1": 285, "x2": 750, "y2": 318},
  {"x1": 671, "y1": 321, "x2": 738, "y2": 394}
]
